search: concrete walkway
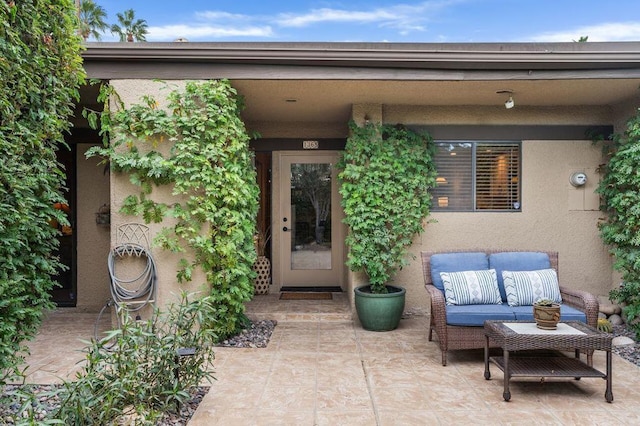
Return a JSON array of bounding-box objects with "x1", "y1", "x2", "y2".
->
[{"x1": 16, "y1": 294, "x2": 640, "y2": 425}]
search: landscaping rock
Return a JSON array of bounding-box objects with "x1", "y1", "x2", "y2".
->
[
  {"x1": 599, "y1": 303, "x2": 621, "y2": 316},
  {"x1": 609, "y1": 314, "x2": 624, "y2": 326},
  {"x1": 613, "y1": 336, "x2": 635, "y2": 347},
  {"x1": 217, "y1": 319, "x2": 276, "y2": 348}
]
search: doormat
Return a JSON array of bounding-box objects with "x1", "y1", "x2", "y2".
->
[
  {"x1": 280, "y1": 292, "x2": 333, "y2": 300},
  {"x1": 280, "y1": 286, "x2": 342, "y2": 293}
]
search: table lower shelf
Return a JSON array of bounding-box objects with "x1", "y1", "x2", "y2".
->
[{"x1": 490, "y1": 356, "x2": 606, "y2": 379}]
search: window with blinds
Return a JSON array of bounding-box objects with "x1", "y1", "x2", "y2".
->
[{"x1": 431, "y1": 142, "x2": 521, "y2": 212}]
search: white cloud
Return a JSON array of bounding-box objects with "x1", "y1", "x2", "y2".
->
[
  {"x1": 194, "y1": 11, "x2": 252, "y2": 21},
  {"x1": 147, "y1": 25, "x2": 274, "y2": 42},
  {"x1": 152, "y1": 9, "x2": 273, "y2": 41},
  {"x1": 273, "y1": 1, "x2": 465, "y2": 33},
  {"x1": 142, "y1": 1, "x2": 466, "y2": 41},
  {"x1": 530, "y1": 22, "x2": 640, "y2": 42},
  {"x1": 275, "y1": 8, "x2": 397, "y2": 27}
]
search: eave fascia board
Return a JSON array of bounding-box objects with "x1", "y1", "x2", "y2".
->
[
  {"x1": 82, "y1": 41, "x2": 640, "y2": 71},
  {"x1": 82, "y1": 61, "x2": 640, "y2": 81}
]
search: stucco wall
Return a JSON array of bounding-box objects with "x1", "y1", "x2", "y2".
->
[
  {"x1": 76, "y1": 144, "x2": 111, "y2": 311},
  {"x1": 103, "y1": 80, "x2": 618, "y2": 318},
  {"x1": 247, "y1": 121, "x2": 347, "y2": 138},
  {"x1": 395, "y1": 139, "x2": 610, "y2": 314},
  {"x1": 108, "y1": 80, "x2": 206, "y2": 319},
  {"x1": 347, "y1": 103, "x2": 614, "y2": 314},
  {"x1": 384, "y1": 105, "x2": 613, "y2": 126}
]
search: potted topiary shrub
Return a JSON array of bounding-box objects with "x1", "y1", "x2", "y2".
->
[{"x1": 338, "y1": 121, "x2": 437, "y2": 331}]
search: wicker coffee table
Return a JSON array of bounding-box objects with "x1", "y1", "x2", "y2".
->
[{"x1": 483, "y1": 320, "x2": 613, "y2": 402}]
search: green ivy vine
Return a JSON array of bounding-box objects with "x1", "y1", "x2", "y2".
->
[
  {"x1": 597, "y1": 109, "x2": 640, "y2": 338},
  {"x1": 337, "y1": 121, "x2": 437, "y2": 294},
  {"x1": 0, "y1": 0, "x2": 85, "y2": 385},
  {"x1": 86, "y1": 80, "x2": 259, "y2": 340}
]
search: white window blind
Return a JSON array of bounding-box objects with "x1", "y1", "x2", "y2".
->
[
  {"x1": 475, "y1": 144, "x2": 520, "y2": 210},
  {"x1": 432, "y1": 142, "x2": 521, "y2": 212},
  {"x1": 431, "y1": 143, "x2": 473, "y2": 210}
]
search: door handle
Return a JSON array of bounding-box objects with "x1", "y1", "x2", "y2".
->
[{"x1": 283, "y1": 226, "x2": 290, "y2": 232}]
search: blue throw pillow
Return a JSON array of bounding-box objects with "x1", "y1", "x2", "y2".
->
[
  {"x1": 489, "y1": 252, "x2": 551, "y2": 302},
  {"x1": 430, "y1": 252, "x2": 488, "y2": 291}
]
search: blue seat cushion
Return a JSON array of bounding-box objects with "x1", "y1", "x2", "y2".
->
[
  {"x1": 512, "y1": 304, "x2": 587, "y2": 323},
  {"x1": 489, "y1": 252, "x2": 551, "y2": 302},
  {"x1": 446, "y1": 303, "x2": 516, "y2": 326},
  {"x1": 430, "y1": 252, "x2": 488, "y2": 291}
]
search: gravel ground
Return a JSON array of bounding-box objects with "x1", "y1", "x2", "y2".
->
[
  {"x1": 0, "y1": 320, "x2": 277, "y2": 425},
  {"x1": 612, "y1": 324, "x2": 640, "y2": 366},
  {"x1": 0, "y1": 384, "x2": 209, "y2": 425},
  {"x1": 2, "y1": 319, "x2": 638, "y2": 424},
  {"x1": 218, "y1": 319, "x2": 277, "y2": 348}
]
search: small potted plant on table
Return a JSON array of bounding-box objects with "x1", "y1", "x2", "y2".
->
[
  {"x1": 338, "y1": 121, "x2": 437, "y2": 331},
  {"x1": 533, "y1": 298, "x2": 561, "y2": 329}
]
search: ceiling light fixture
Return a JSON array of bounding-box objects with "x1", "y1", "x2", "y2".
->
[
  {"x1": 496, "y1": 90, "x2": 515, "y2": 109},
  {"x1": 505, "y1": 95, "x2": 515, "y2": 109}
]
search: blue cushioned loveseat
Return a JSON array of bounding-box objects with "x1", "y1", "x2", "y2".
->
[{"x1": 421, "y1": 250, "x2": 599, "y2": 366}]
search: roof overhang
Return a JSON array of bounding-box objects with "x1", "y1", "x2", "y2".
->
[
  {"x1": 83, "y1": 41, "x2": 640, "y2": 73},
  {"x1": 80, "y1": 42, "x2": 640, "y2": 125}
]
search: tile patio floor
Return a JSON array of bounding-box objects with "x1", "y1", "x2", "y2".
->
[{"x1": 15, "y1": 292, "x2": 640, "y2": 425}]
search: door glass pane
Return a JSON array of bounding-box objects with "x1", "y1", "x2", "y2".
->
[{"x1": 290, "y1": 163, "x2": 332, "y2": 270}]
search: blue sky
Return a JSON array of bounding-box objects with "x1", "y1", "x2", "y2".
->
[{"x1": 95, "y1": 0, "x2": 640, "y2": 43}]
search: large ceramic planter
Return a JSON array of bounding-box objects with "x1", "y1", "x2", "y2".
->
[{"x1": 354, "y1": 285, "x2": 406, "y2": 331}]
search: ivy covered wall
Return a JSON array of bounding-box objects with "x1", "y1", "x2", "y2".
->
[{"x1": 0, "y1": 0, "x2": 85, "y2": 383}]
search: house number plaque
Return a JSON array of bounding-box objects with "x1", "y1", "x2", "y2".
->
[{"x1": 303, "y1": 140, "x2": 319, "y2": 149}]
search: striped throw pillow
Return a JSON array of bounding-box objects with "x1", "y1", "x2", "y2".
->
[
  {"x1": 440, "y1": 269, "x2": 502, "y2": 306},
  {"x1": 502, "y1": 269, "x2": 562, "y2": 307}
]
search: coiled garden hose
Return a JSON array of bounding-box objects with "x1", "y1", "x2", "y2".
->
[
  {"x1": 94, "y1": 243, "x2": 157, "y2": 345},
  {"x1": 107, "y1": 243, "x2": 157, "y2": 313}
]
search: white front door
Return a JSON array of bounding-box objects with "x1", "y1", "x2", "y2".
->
[{"x1": 272, "y1": 151, "x2": 344, "y2": 289}]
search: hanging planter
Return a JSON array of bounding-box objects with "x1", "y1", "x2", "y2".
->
[{"x1": 95, "y1": 203, "x2": 110, "y2": 226}]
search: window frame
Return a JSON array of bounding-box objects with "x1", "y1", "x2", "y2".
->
[{"x1": 431, "y1": 140, "x2": 522, "y2": 213}]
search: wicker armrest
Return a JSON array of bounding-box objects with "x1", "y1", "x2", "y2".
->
[
  {"x1": 425, "y1": 284, "x2": 447, "y2": 331},
  {"x1": 560, "y1": 285, "x2": 599, "y2": 328},
  {"x1": 425, "y1": 284, "x2": 446, "y2": 308}
]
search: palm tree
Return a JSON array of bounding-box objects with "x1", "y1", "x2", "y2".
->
[
  {"x1": 77, "y1": 0, "x2": 108, "y2": 41},
  {"x1": 111, "y1": 9, "x2": 148, "y2": 42}
]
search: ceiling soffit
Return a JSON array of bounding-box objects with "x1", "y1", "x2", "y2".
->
[{"x1": 81, "y1": 42, "x2": 640, "y2": 125}]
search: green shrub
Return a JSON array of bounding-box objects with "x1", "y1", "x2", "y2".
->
[
  {"x1": 337, "y1": 122, "x2": 437, "y2": 293},
  {"x1": 53, "y1": 293, "x2": 216, "y2": 425},
  {"x1": 609, "y1": 281, "x2": 640, "y2": 334},
  {"x1": 597, "y1": 109, "x2": 640, "y2": 339},
  {"x1": 86, "y1": 80, "x2": 259, "y2": 340},
  {"x1": 0, "y1": 0, "x2": 85, "y2": 385}
]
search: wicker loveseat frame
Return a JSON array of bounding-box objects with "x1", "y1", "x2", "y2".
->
[{"x1": 421, "y1": 250, "x2": 600, "y2": 366}]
